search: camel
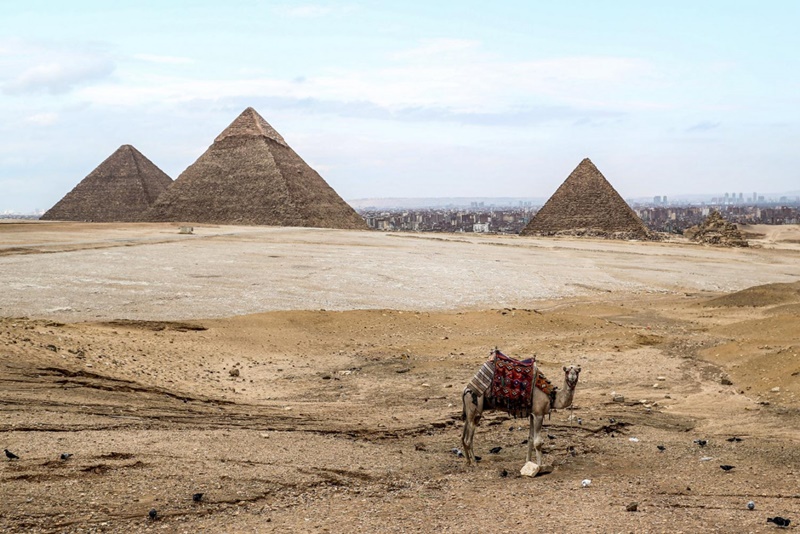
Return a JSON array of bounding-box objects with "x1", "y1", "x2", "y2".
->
[{"x1": 461, "y1": 355, "x2": 581, "y2": 468}]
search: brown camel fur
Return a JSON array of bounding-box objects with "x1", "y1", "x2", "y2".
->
[{"x1": 461, "y1": 364, "x2": 581, "y2": 467}]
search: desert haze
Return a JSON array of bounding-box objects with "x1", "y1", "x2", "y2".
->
[{"x1": 1, "y1": 221, "x2": 799, "y2": 533}]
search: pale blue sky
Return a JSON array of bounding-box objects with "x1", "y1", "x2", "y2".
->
[{"x1": 1, "y1": 1, "x2": 798, "y2": 212}]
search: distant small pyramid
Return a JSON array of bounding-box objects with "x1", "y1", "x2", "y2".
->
[
  {"x1": 143, "y1": 107, "x2": 367, "y2": 229},
  {"x1": 41, "y1": 145, "x2": 172, "y2": 222},
  {"x1": 684, "y1": 210, "x2": 748, "y2": 247},
  {"x1": 520, "y1": 158, "x2": 649, "y2": 238}
]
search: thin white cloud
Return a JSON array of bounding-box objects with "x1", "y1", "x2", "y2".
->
[
  {"x1": 26, "y1": 112, "x2": 59, "y2": 126},
  {"x1": 58, "y1": 38, "x2": 666, "y2": 134},
  {"x1": 132, "y1": 53, "x2": 194, "y2": 65},
  {"x1": 393, "y1": 38, "x2": 480, "y2": 60},
  {"x1": 686, "y1": 121, "x2": 721, "y2": 133},
  {"x1": 0, "y1": 39, "x2": 115, "y2": 95},
  {"x1": 76, "y1": 48, "x2": 658, "y2": 118},
  {"x1": 277, "y1": 4, "x2": 335, "y2": 18}
]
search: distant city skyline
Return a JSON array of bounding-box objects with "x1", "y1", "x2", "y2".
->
[
  {"x1": 2, "y1": 1, "x2": 799, "y2": 213},
  {"x1": 5, "y1": 189, "x2": 800, "y2": 216}
]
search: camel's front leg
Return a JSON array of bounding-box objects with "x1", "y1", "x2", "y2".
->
[
  {"x1": 461, "y1": 390, "x2": 481, "y2": 466},
  {"x1": 532, "y1": 413, "x2": 545, "y2": 466}
]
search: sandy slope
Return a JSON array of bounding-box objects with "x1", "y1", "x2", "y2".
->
[{"x1": 1, "y1": 222, "x2": 799, "y2": 533}]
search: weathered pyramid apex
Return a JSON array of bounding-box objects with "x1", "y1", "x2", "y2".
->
[
  {"x1": 214, "y1": 107, "x2": 288, "y2": 146},
  {"x1": 117, "y1": 144, "x2": 139, "y2": 155}
]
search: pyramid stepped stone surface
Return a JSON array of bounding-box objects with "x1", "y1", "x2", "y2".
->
[
  {"x1": 684, "y1": 210, "x2": 748, "y2": 247},
  {"x1": 41, "y1": 145, "x2": 173, "y2": 222},
  {"x1": 520, "y1": 158, "x2": 649, "y2": 239},
  {"x1": 143, "y1": 107, "x2": 367, "y2": 229}
]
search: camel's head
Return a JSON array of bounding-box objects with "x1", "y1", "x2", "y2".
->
[{"x1": 563, "y1": 365, "x2": 581, "y2": 389}]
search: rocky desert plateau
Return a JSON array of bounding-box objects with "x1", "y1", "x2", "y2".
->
[{"x1": 1, "y1": 221, "x2": 799, "y2": 533}]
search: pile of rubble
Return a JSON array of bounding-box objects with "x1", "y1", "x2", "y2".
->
[
  {"x1": 540, "y1": 228, "x2": 663, "y2": 241},
  {"x1": 684, "y1": 211, "x2": 748, "y2": 247}
]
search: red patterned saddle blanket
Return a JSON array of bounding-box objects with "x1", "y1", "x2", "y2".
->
[{"x1": 484, "y1": 350, "x2": 554, "y2": 417}]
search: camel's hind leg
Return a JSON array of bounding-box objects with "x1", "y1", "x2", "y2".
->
[
  {"x1": 461, "y1": 389, "x2": 482, "y2": 465},
  {"x1": 532, "y1": 413, "x2": 545, "y2": 466},
  {"x1": 526, "y1": 413, "x2": 535, "y2": 463}
]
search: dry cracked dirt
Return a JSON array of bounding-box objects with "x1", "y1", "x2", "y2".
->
[{"x1": 1, "y1": 221, "x2": 799, "y2": 533}]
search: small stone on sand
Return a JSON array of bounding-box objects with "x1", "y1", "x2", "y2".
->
[{"x1": 520, "y1": 461, "x2": 539, "y2": 477}]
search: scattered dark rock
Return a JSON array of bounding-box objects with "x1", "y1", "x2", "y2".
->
[
  {"x1": 60, "y1": 453, "x2": 72, "y2": 460},
  {"x1": 720, "y1": 465, "x2": 735, "y2": 471},
  {"x1": 626, "y1": 502, "x2": 638, "y2": 512},
  {"x1": 489, "y1": 446, "x2": 502, "y2": 454},
  {"x1": 148, "y1": 509, "x2": 158, "y2": 521},
  {"x1": 767, "y1": 516, "x2": 790, "y2": 528},
  {"x1": 192, "y1": 493, "x2": 203, "y2": 503}
]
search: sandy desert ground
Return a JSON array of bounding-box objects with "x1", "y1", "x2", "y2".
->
[{"x1": 1, "y1": 221, "x2": 799, "y2": 533}]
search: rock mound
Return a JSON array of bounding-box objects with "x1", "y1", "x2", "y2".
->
[
  {"x1": 704, "y1": 281, "x2": 800, "y2": 308},
  {"x1": 684, "y1": 211, "x2": 748, "y2": 247}
]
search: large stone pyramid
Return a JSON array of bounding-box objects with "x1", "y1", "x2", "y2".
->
[
  {"x1": 143, "y1": 107, "x2": 367, "y2": 229},
  {"x1": 520, "y1": 158, "x2": 649, "y2": 238},
  {"x1": 41, "y1": 145, "x2": 172, "y2": 222}
]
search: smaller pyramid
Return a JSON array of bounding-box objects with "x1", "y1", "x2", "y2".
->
[
  {"x1": 520, "y1": 158, "x2": 649, "y2": 239},
  {"x1": 41, "y1": 145, "x2": 172, "y2": 222},
  {"x1": 684, "y1": 210, "x2": 748, "y2": 247},
  {"x1": 143, "y1": 107, "x2": 367, "y2": 229}
]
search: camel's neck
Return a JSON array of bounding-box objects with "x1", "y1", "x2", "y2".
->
[{"x1": 554, "y1": 379, "x2": 576, "y2": 410}]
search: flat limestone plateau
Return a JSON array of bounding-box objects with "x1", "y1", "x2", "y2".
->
[
  {"x1": 1, "y1": 221, "x2": 799, "y2": 533},
  {"x1": 2, "y1": 221, "x2": 800, "y2": 321}
]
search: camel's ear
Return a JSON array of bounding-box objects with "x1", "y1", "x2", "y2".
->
[
  {"x1": 576, "y1": 366, "x2": 582, "y2": 373},
  {"x1": 563, "y1": 366, "x2": 568, "y2": 373}
]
